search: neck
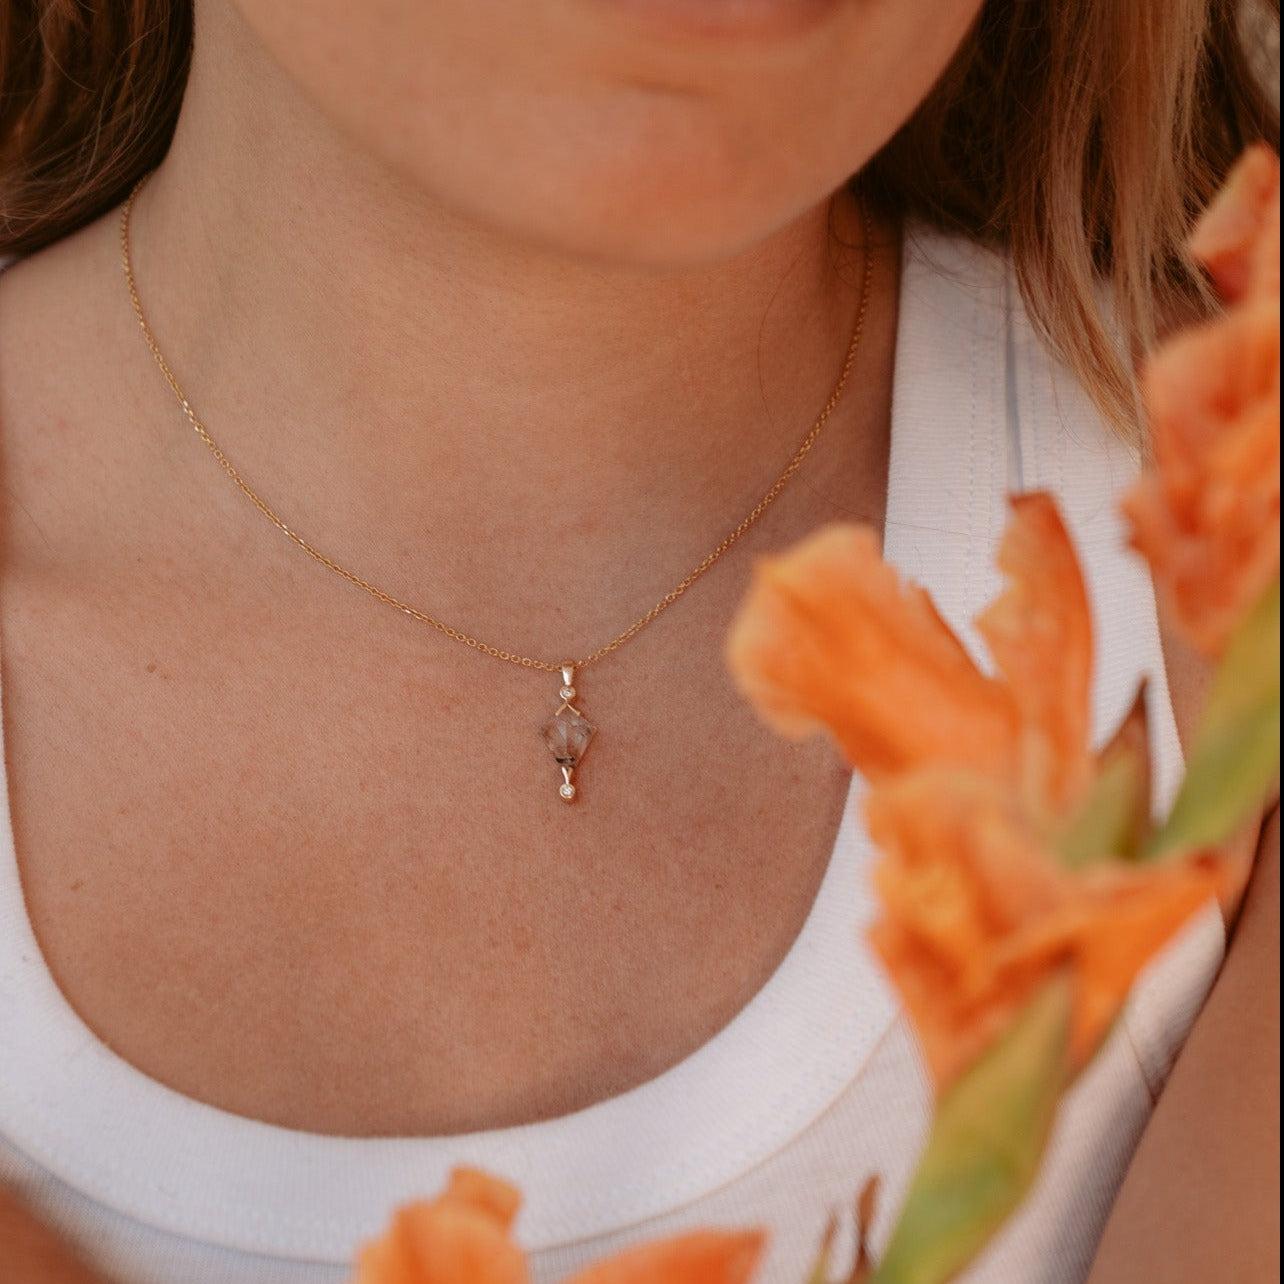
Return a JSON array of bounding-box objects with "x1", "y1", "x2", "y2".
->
[{"x1": 127, "y1": 3, "x2": 880, "y2": 638}]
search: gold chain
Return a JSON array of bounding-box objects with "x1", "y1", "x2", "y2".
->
[{"x1": 119, "y1": 180, "x2": 872, "y2": 674}]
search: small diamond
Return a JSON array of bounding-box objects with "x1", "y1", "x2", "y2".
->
[
  {"x1": 542, "y1": 707, "x2": 595, "y2": 767},
  {"x1": 559, "y1": 782, "x2": 577, "y2": 801},
  {"x1": 559, "y1": 685, "x2": 577, "y2": 701}
]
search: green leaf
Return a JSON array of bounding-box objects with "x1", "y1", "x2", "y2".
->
[
  {"x1": 1055, "y1": 684, "x2": 1152, "y2": 868},
  {"x1": 1148, "y1": 579, "x2": 1280, "y2": 859},
  {"x1": 873, "y1": 976, "x2": 1073, "y2": 1284}
]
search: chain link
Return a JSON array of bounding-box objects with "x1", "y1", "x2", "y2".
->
[{"x1": 119, "y1": 181, "x2": 872, "y2": 674}]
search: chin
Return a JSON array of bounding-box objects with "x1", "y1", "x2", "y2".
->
[
  {"x1": 549, "y1": 173, "x2": 847, "y2": 270},
  {"x1": 438, "y1": 172, "x2": 853, "y2": 272},
  {"x1": 223, "y1": 0, "x2": 984, "y2": 268},
  {"x1": 377, "y1": 103, "x2": 867, "y2": 270}
]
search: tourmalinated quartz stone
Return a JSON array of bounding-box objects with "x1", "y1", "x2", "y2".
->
[
  {"x1": 545, "y1": 664, "x2": 592, "y2": 804},
  {"x1": 542, "y1": 707, "x2": 595, "y2": 768}
]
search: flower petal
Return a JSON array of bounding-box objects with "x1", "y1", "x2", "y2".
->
[
  {"x1": 1125, "y1": 302, "x2": 1281, "y2": 655},
  {"x1": 566, "y1": 1230, "x2": 766, "y2": 1284},
  {"x1": 1068, "y1": 854, "x2": 1228, "y2": 1068},
  {"x1": 867, "y1": 769, "x2": 1227, "y2": 1091},
  {"x1": 976, "y1": 494, "x2": 1095, "y2": 814},
  {"x1": 400, "y1": 1206, "x2": 528, "y2": 1284},
  {"x1": 866, "y1": 772, "x2": 1070, "y2": 1090},
  {"x1": 441, "y1": 1168, "x2": 521, "y2": 1233},
  {"x1": 1190, "y1": 144, "x2": 1280, "y2": 304},
  {"x1": 356, "y1": 1223, "x2": 423, "y2": 1284},
  {"x1": 727, "y1": 524, "x2": 1019, "y2": 783},
  {"x1": 356, "y1": 1170, "x2": 528, "y2": 1284}
]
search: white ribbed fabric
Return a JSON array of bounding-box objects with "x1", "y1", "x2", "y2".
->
[{"x1": 0, "y1": 227, "x2": 1224, "y2": 1284}]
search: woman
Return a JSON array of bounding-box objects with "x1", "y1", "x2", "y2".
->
[{"x1": 0, "y1": 2, "x2": 1277, "y2": 1281}]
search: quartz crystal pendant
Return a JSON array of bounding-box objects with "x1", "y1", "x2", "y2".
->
[{"x1": 541, "y1": 664, "x2": 594, "y2": 803}]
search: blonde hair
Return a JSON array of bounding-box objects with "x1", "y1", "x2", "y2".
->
[
  {"x1": 864, "y1": 0, "x2": 1279, "y2": 428},
  {"x1": 1, "y1": 1, "x2": 1278, "y2": 428}
]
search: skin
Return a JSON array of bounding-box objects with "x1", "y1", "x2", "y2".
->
[
  {"x1": 1088, "y1": 625, "x2": 1280, "y2": 1284},
  {"x1": 0, "y1": 0, "x2": 1276, "y2": 1278},
  {"x1": 1089, "y1": 812, "x2": 1279, "y2": 1283}
]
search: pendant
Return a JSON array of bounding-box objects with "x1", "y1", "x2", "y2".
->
[{"x1": 541, "y1": 664, "x2": 595, "y2": 803}]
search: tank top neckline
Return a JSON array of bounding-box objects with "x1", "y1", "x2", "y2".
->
[{"x1": 0, "y1": 225, "x2": 1131, "y2": 1264}]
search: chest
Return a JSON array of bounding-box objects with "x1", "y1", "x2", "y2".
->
[{"x1": 1, "y1": 555, "x2": 853, "y2": 1135}]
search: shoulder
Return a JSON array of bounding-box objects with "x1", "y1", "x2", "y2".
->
[
  {"x1": 901, "y1": 228, "x2": 1262, "y2": 773},
  {"x1": 0, "y1": 213, "x2": 156, "y2": 570},
  {"x1": 902, "y1": 220, "x2": 1136, "y2": 464},
  {"x1": 914, "y1": 224, "x2": 1249, "y2": 766},
  {"x1": 896, "y1": 219, "x2": 1222, "y2": 842},
  {"x1": 896, "y1": 221, "x2": 1165, "y2": 684}
]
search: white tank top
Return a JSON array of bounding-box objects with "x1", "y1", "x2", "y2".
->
[{"x1": 0, "y1": 226, "x2": 1225, "y2": 1284}]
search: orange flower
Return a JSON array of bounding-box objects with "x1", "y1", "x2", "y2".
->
[
  {"x1": 1124, "y1": 305, "x2": 1280, "y2": 655},
  {"x1": 727, "y1": 494, "x2": 1090, "y2": 817},
  {"x1": 730, "y1": 492, "x2": 1227, "y2": 1091},
  {"x1": 975, "y1": 493, "x2": 1095, "y2": 814},
  {"x1": 1188, "y1": 144, "x2": 1280, "y2": 305},
  {"x1": 356, "y1": 1169, "x2": 528, "y2": 1284},
  {"x1": 565, "y1": 1231, "x2": 766, "y2": 1284},
  {"x1": 358, "y1": 1170, "x2": 765, "y2": 1284},
  {"x1": 1123, "y1": 149, "x2": 1281, "y2": 657},
  {"x1": 866, "y1": 771, "x2": 1225, "y2": 1089}
]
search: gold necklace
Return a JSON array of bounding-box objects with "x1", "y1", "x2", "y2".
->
[{"x1": 119, "y1": 181, "x2": 872, "y2": 804}]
